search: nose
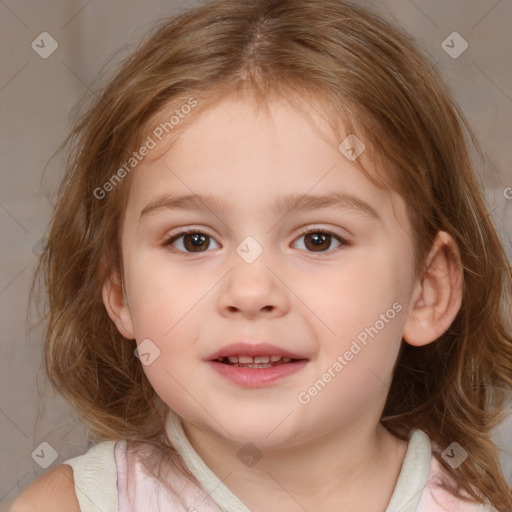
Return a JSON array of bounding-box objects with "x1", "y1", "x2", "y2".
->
[{"x1": 217, "y1": 257, "x2": 289, "y2": 319}]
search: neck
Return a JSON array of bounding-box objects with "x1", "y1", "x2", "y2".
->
[{"x1": 180, "y1": 416, "x2": 408, "y2": 512}]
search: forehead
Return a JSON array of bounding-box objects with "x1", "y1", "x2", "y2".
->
[{"x1": 124, "y1": 95, "x2": 409, "y2": 232}]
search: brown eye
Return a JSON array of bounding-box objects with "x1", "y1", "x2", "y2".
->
[
  {"x1": 304, "y1": 232, "x2": 332, "y2": 251},
  {"x1": 164, "y1": 230, "x2": 220, "y2": 253},
  {"x1": 293, "y1": 229, "x2": 348, "y2": 253}
]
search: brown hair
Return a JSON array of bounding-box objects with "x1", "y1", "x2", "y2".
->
[{"x1": 34, "y1": 0, "x2": 512, "y2": 509}]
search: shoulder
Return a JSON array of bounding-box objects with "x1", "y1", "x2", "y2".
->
[
  {"x1": 418, "y1": 455, "x2": 498, "y2": 512},
  {"x1": 7, "y1": 464, "x2": 80, "y2": 512}
]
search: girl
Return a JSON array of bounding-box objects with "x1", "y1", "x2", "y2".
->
[{"x1": 10, "y1": 0, "x2": 512, "y2": 510}]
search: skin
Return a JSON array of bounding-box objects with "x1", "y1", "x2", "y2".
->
[{"x1": 103, "y1": 94, "x2": 463, "y2": 511}]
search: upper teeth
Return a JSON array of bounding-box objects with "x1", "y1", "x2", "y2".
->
[{"x1": 223, "y1": 355, "x2": 292, "y2": 363}]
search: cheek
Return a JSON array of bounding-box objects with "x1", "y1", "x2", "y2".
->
[
  {"x1": 308, "y1": 244, "x2": 407, "y2": 338},
  {"x1": 126, "y1": 250, "x2": 207, "y2": 337},
  {"x1": 125, "y1": 250, "x2": 213, "y2": 378},
  {"x1": 303, "y1": 244, "x2": 408, "y2": 395}
]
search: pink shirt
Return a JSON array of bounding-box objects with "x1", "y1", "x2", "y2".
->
[{"x1": 63, "y1": 410, "x2": 499, "y2": 511}]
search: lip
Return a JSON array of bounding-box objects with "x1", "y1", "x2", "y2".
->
[
  {"x1": 207, "y1": 359, "x2": 309, "y2": 387},
  {"x1": 206, "y1": 341, "x2": 309, "y2": 388},
  {"x1": 206, "y1": 341, "x2": 307, "y2": 361}
]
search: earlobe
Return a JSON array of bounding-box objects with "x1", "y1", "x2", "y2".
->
[
  {"x1": 402, "y1": 231, "x2": 463, "y2": 347},
  {"x1": 102, "y1": 270, "x2": 136, "y2": 339}
]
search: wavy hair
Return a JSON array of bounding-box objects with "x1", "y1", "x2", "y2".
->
[{"x1": 34, "y1": 0, "x2": 512, "y2": 509}]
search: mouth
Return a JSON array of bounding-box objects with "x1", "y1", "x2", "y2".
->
[
  {"x1": 213, "y1": 355, "x2": 303, "y2": 368},
  {"x1": 207, "y1": 341, "x2": 307, "y2": 362},
  {"x1": 206, "y1": 342, "x2": 309, "y2": 387}
]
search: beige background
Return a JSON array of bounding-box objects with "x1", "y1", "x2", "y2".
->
[{"x1": 1, "y1": 0, "x2": 511, "y2": 506}]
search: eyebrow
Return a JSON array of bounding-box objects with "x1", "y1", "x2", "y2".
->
[{"x1": 139, "y1": 192, "x2": 381, "y2": 221}]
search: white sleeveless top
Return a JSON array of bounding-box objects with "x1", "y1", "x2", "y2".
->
[{"x1": 63, "y1": 410, "x2": 497, "y2": 511}]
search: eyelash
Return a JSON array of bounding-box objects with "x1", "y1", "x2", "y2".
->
[{"x1": 162, "y1": 226, "x2": 352, "y2": 255}]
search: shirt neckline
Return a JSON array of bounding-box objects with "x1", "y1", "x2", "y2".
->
[{"x1": 385, "y1": 429, "x2": 432, "y2": 511}]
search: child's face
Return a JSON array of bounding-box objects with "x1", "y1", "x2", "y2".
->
[{"x1": 114, "y1": 95, "x2": 419, "y2": 448}]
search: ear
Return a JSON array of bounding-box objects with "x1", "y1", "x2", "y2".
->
[
  {"x1": 402, "y1": 231, "x2": 463, "y2": 347},
  {"x1": 102, "y1": 269, "x2": 136, "y2": 339}
]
